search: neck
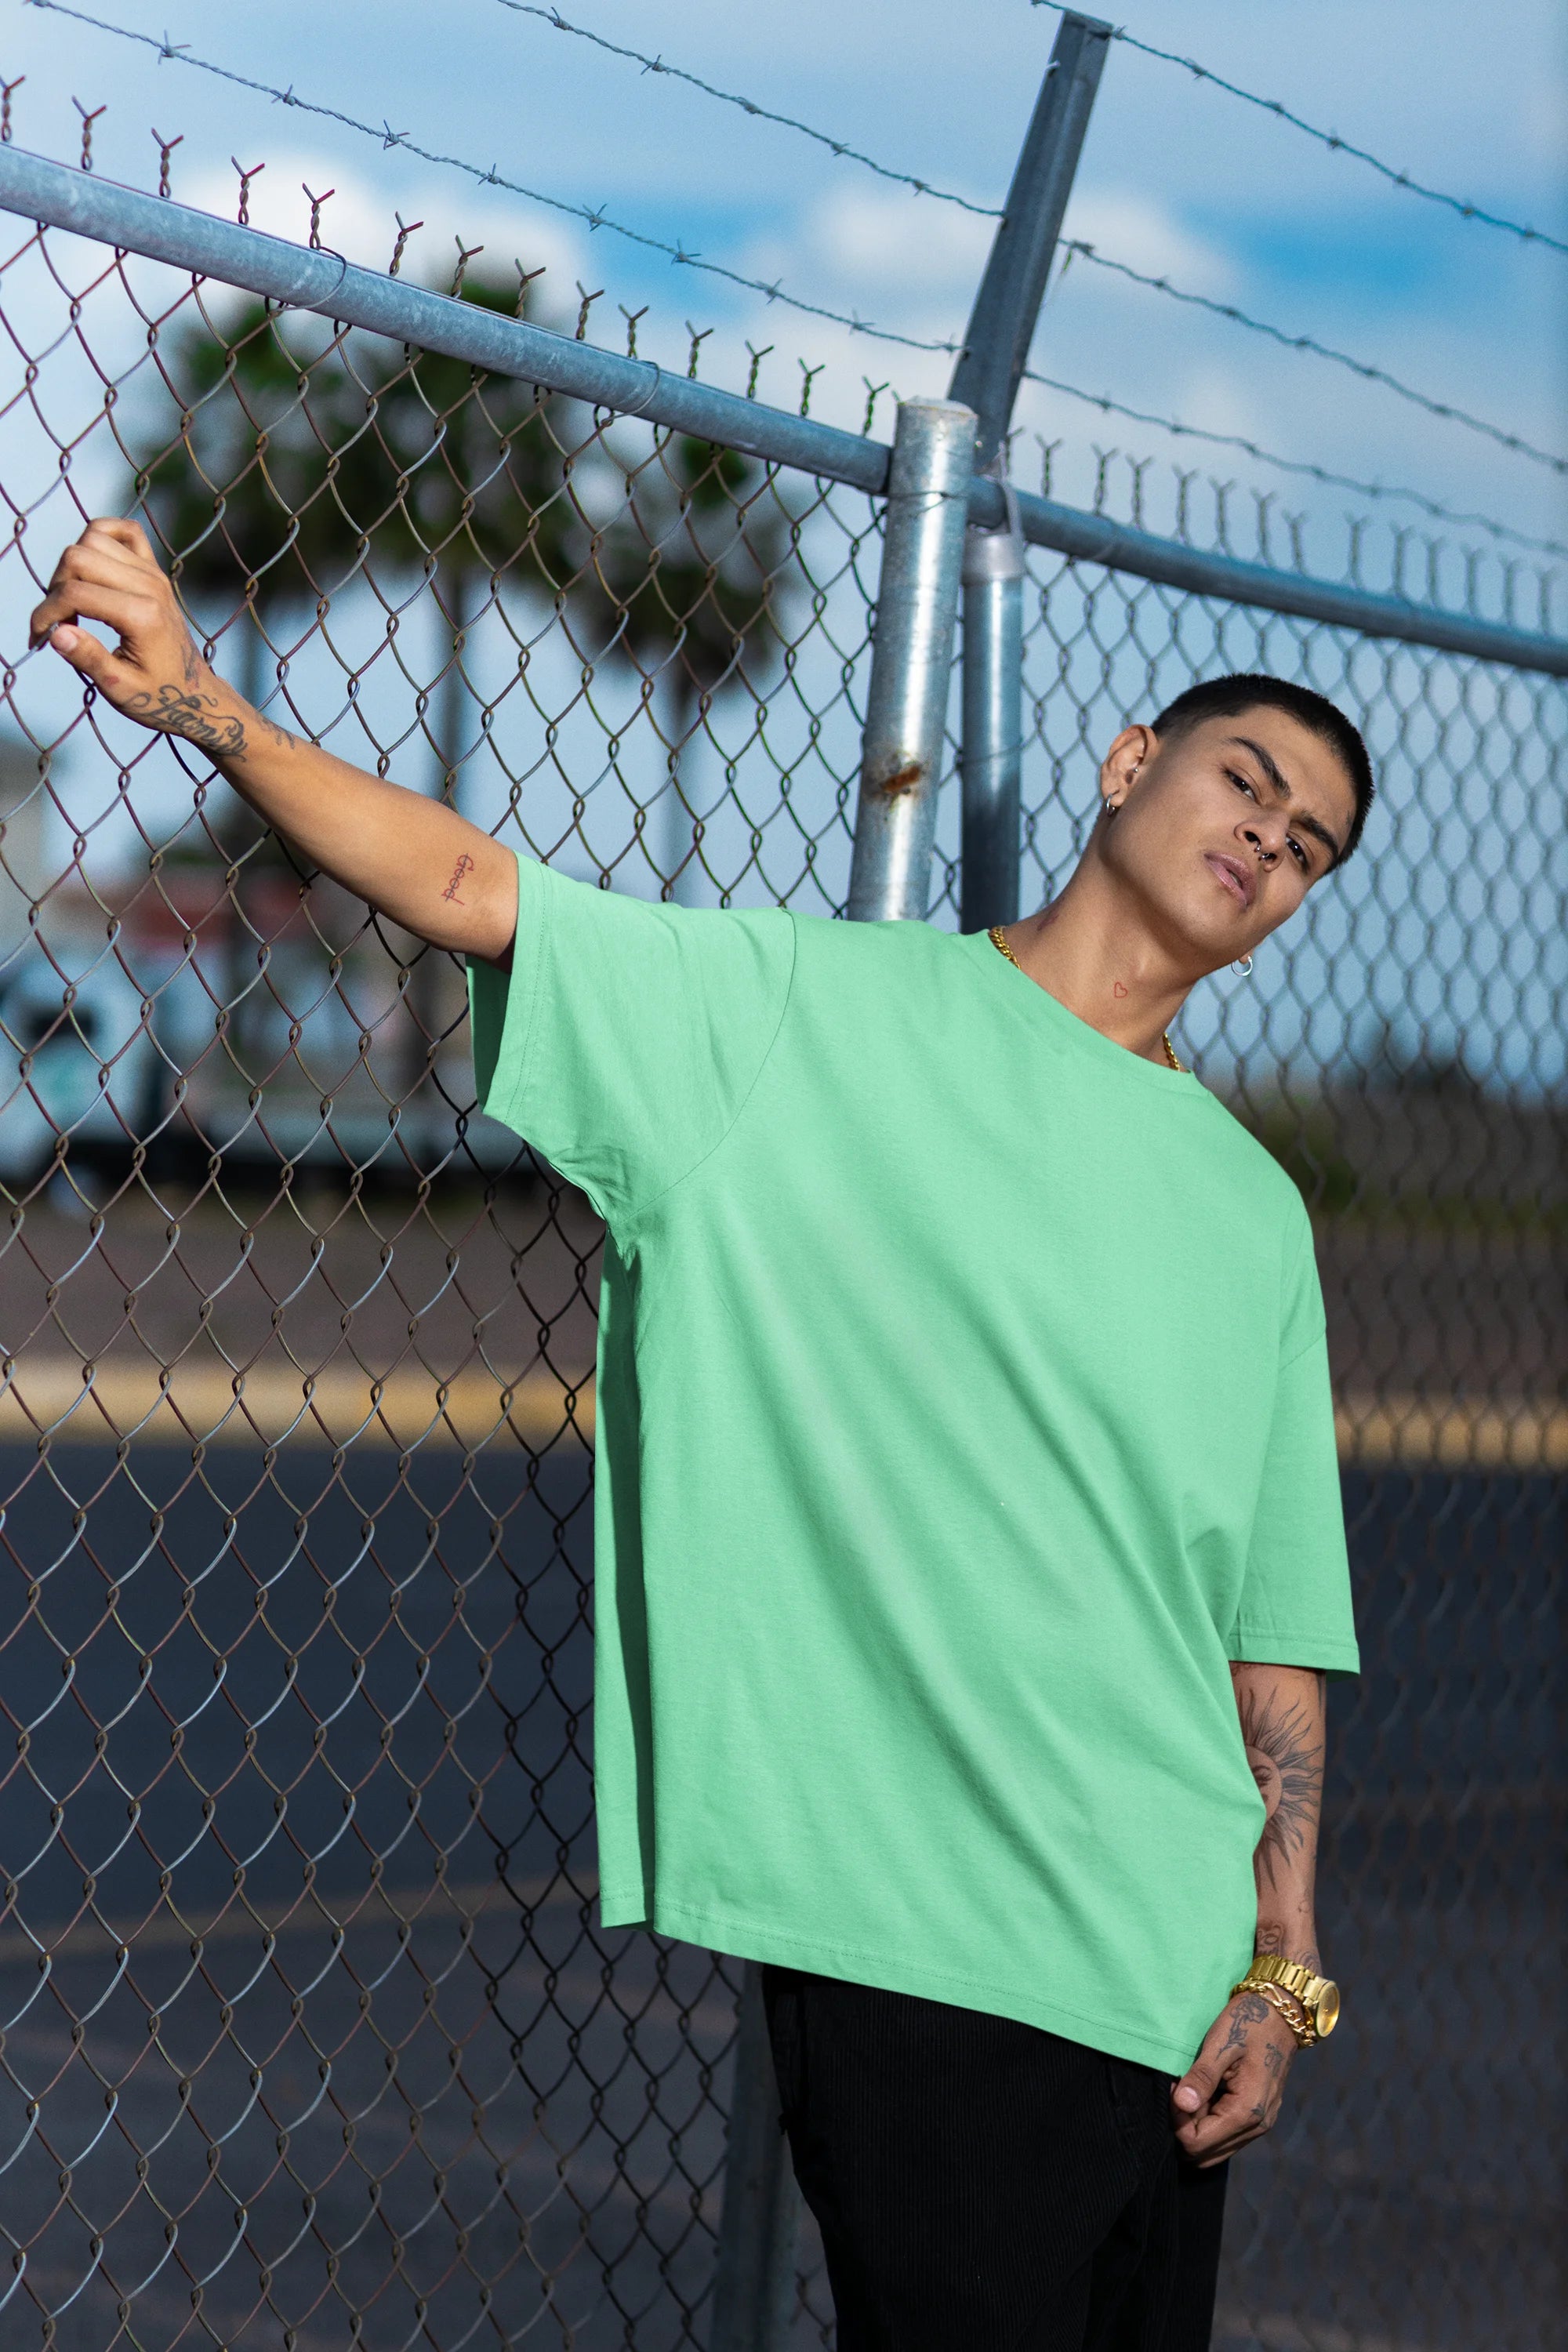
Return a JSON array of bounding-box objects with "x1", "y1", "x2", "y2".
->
[{"x1": 1002, "y1": 858, "x2": 1195, "y2": 1066}]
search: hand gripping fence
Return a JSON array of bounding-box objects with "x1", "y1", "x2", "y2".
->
[{"x1": 0, "y1": 13, "x2": 1563, "y2": 2347}]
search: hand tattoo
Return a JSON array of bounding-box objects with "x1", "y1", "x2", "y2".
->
[
  {"x1": 1234, "y1": 1672, "x2": 1324, "y2": 1896},
  {"x1": 119, "y1": 681, "x2": 293, "y2": 762},
  {"x1": 441, "y1": 853, "x2": 476, "y2": 904},
  {"x1": 122, "y1": 684, "x2": 250, "y2": 757}
]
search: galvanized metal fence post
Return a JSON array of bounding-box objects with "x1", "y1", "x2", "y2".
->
[
  {"x1": 711, "y1": 396, "x2": 974, "y2": 2347},
  {"x1": 959, "y1": 515, "x2": 1027, "y2": 936},
  {"x1": 949, "y1": 12, "x2": 1110, "y2": 932},
  {"x1": 845, "y1": 399, "x2": 978, "y2": 922}
]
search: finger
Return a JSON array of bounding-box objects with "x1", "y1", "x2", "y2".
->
[
  {"x1": 1171, "y1": 2037, "x2": 1232, "y2": 2120},
  {"x1": 1178, "y1": 2100, "x2": 1249, "y2": 2155},
  {"x1": 1196, "y1": 2127, "x2": 1265, "y2": 2170},
  {"x1": 49, "y1": 543, "x2": 154, "y2": 600},
  {"x1": 33, "y1": 581, "x2": 160, "y2": 645},
  {"x1": 45, "y1": 624, "x2": 127, "y2": 691},
  {"x1": 1178, "y1": 2078, "x2": 1270, "y2": 2161},
  {"x1": 81, "y1": 515, "x2": 157, "y2": 563}
]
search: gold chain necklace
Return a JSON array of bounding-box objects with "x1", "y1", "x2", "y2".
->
[{"x1": 988, "y1": 926, "x2": 1186, "y2": 1074}]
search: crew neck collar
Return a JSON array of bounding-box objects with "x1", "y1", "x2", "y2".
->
[{"x1": 962, "y1": 928, "x2": 1202, "y2": 1093}]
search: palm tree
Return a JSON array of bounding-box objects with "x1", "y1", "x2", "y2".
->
[
  {"x1": 593, "y1": 431, "x2": 801, "y2": 898},
  {"x1": 134, "y1": 277, "x2": 798, "y2": 873},
  {"x1": 128, "y1": 278, "x2": 802, "y2": 1133}
]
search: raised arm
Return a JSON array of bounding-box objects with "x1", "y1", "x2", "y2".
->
[
  {"x1": 1170, "y1": 1662, "x2": 1328, "y2": 2166},
  {"x1": 29, "y1": 518, "x2": 518, "y2": 964}
]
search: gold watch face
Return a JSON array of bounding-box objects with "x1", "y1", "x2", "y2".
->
[{"x1": 1313, "y1": 1981, "x2": 1341, "y2": 2038}]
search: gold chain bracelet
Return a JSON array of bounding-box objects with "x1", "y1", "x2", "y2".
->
[{"x1": 1232, "y1": 1974, "x2": 1316, "y2": 2049}]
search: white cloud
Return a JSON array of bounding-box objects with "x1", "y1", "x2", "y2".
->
[
  {"x1": 747, "y1": 186, "x2": 989, "y2": 323},
  {"x1": 1058, "y1": 190, "x2": 1236, "y2": 299}
]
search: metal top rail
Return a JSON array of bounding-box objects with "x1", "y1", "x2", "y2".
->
[{"x1": 2, "y1": 142, "x2": 1566, "y2": 680}]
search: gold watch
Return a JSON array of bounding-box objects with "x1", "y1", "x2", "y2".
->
[{"x1": 1231, "y1": 1955, "x2": 1341, "y2": 2044}]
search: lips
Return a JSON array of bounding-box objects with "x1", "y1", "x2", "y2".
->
[{"x1": 1204, "y1": 851, "x2": 1255, "y2": 909}]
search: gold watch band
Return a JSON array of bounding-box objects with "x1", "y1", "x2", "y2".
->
[{"x1": 1233, "y1": 1954, "x2": 1341, "y2": 2041}]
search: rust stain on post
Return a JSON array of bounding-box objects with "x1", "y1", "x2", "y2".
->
[{"x1": 872, "y1": 760, "x2": 924, "y2": 798}]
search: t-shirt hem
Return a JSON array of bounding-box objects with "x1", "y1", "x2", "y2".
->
[
  {"x1": 1226, "y1": 1626, "x2": 1360, "y2": 1674},
  {"x1": 598, "y1": 1887, "x2": 1207, "y2": 2076}
]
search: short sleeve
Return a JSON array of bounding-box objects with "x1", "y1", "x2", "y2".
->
[
  {"x1": 468, "y1": 855, "x2": 796, "y2": 1229},
  {"x1": 1227, "y1": 1209, "x2": 1360, "y2": 1675}
]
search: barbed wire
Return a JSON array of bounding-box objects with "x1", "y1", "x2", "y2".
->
[
  {"x1": 477, "y1": 8, "x2": 1568, "y2": 481},
  {"x1": 492, "y1": 1, "x2": 1002, "y2": 220},
  {"x1": 1058, "y1": 241, "x2": 1567, "y2": 477},
  {"x1": 1029, "y1": 5, "x2": 1568, "y2": 262},
  {"x1": 20, "y1": 0, "x2": 960, "y2": 354},
  {"x1": 1018, "y1": 368, "x2": 1568, "y2": 561},
  {"x1": 17, "y1": 0, "x2": 1562, "y2": 548}
]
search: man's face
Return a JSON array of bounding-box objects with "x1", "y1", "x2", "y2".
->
[{"x1": 1099, "y1": 707, "x2": 1358, "y2": 972}]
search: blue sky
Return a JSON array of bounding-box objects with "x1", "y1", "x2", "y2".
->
[{"x1": 0, "y1": 0, "x2": 1563, "y2": 572}]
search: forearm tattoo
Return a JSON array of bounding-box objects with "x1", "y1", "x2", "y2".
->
[{"x1": 1234, "y1": 1671, "x2": 1325, "y2": 1898}]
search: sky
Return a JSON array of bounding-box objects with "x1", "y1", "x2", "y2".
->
[
  {"x1": 0, "y1": 0, "x2": 1561, "y2": 1092},
  {"x1": 0, "y1": 0, "x2": 1563, "y2": 582}
]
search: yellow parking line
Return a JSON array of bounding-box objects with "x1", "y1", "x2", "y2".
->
[
  {"x1": 1334, "y1": 1394, "x2": 1566, "y2": 1472},
  {"x1": 0, "y1": 1355, "x2": 595, "y2": 1450},
  {"x1": 0, "y1": 1359, "x2": 1557, "y2": 1469}
]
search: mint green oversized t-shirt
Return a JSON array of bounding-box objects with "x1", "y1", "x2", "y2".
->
[{"x1": 471, "y1": 857, "x2": 1359, "y2": 2074}]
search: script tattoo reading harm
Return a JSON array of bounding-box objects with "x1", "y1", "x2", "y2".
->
[
  {"x1": 1234, "y1": 1670, "x2": 1326, "y2": 1896},
  {"x1": 441, "y1": 854, "x2": 476, "y2": 905}
]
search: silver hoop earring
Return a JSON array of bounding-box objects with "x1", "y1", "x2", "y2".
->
[{"x1": 1232, "y1": 954, "x2": 1254, "y2": 978}]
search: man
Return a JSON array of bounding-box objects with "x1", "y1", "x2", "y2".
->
[{"x1": 33, "y1": 517, "x2": 1364, "y2": 2351}]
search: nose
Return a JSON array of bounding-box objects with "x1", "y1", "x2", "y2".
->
[{"x1": 1238, "y1": 813, "x2": 1283, "y2": 867}]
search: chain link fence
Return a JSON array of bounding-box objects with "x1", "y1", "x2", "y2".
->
[{"x1": 0, "y1": 208, "x2": 1560, "y2": 2352}]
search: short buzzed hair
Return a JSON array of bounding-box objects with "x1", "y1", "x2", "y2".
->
[{"x1": 1150, "y1": 673, "x2": 1374, "y2": 865}]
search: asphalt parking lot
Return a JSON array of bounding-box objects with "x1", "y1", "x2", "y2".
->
[{"x1": 0, "y1": 1442, "x2": 1558, "y2": 2351}]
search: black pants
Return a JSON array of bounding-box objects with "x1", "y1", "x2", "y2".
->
[{"x1": 763, "y1": 1967, "x2": 1228, "y2": 2352}]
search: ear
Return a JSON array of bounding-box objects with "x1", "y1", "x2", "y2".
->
[{"x1": 1098, "y1": 724, "x2": 1156, "y2": 818}]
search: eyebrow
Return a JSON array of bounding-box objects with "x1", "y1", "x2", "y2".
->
[{"x1": 1227, "y1": 735, "x2": 1344, "y2": 866}]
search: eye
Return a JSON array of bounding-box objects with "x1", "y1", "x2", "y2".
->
[
  {"x1": 1288, "y1": 836, "x2": 1310, "y2": 871},
  {"x1": 1226, "y1": 768, "x2": 1258, "y2": 802}
]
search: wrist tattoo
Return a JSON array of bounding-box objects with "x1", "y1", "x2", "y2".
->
[{"x1": 1254, "y1": 1919, "x2": 1323, "y2": 1973}]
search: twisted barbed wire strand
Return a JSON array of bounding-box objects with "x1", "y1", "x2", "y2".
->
[
  {"x1": 20, "y1": 1, "x2": 1565, "y2": 524},
  {"x1": 1018, "y1": 368, "x2": 1568, "y2": 561},
  {"x1": 1091, "y1": 11, "x2": 1568, "y2": 262},
  {"x1": 20, "y1": 0, "x2": 956, "y2": 354},
  {"x1": 1056, "y1": 241, "x2": 1566, "y2": 477},
  {"x1": 492, "y1": 0, "x2": 1001, "y2": 220}
]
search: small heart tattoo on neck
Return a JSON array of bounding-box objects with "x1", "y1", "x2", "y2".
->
[{"x1": 1112, "y1": 982, "x2": 1128, "y2": 999}]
